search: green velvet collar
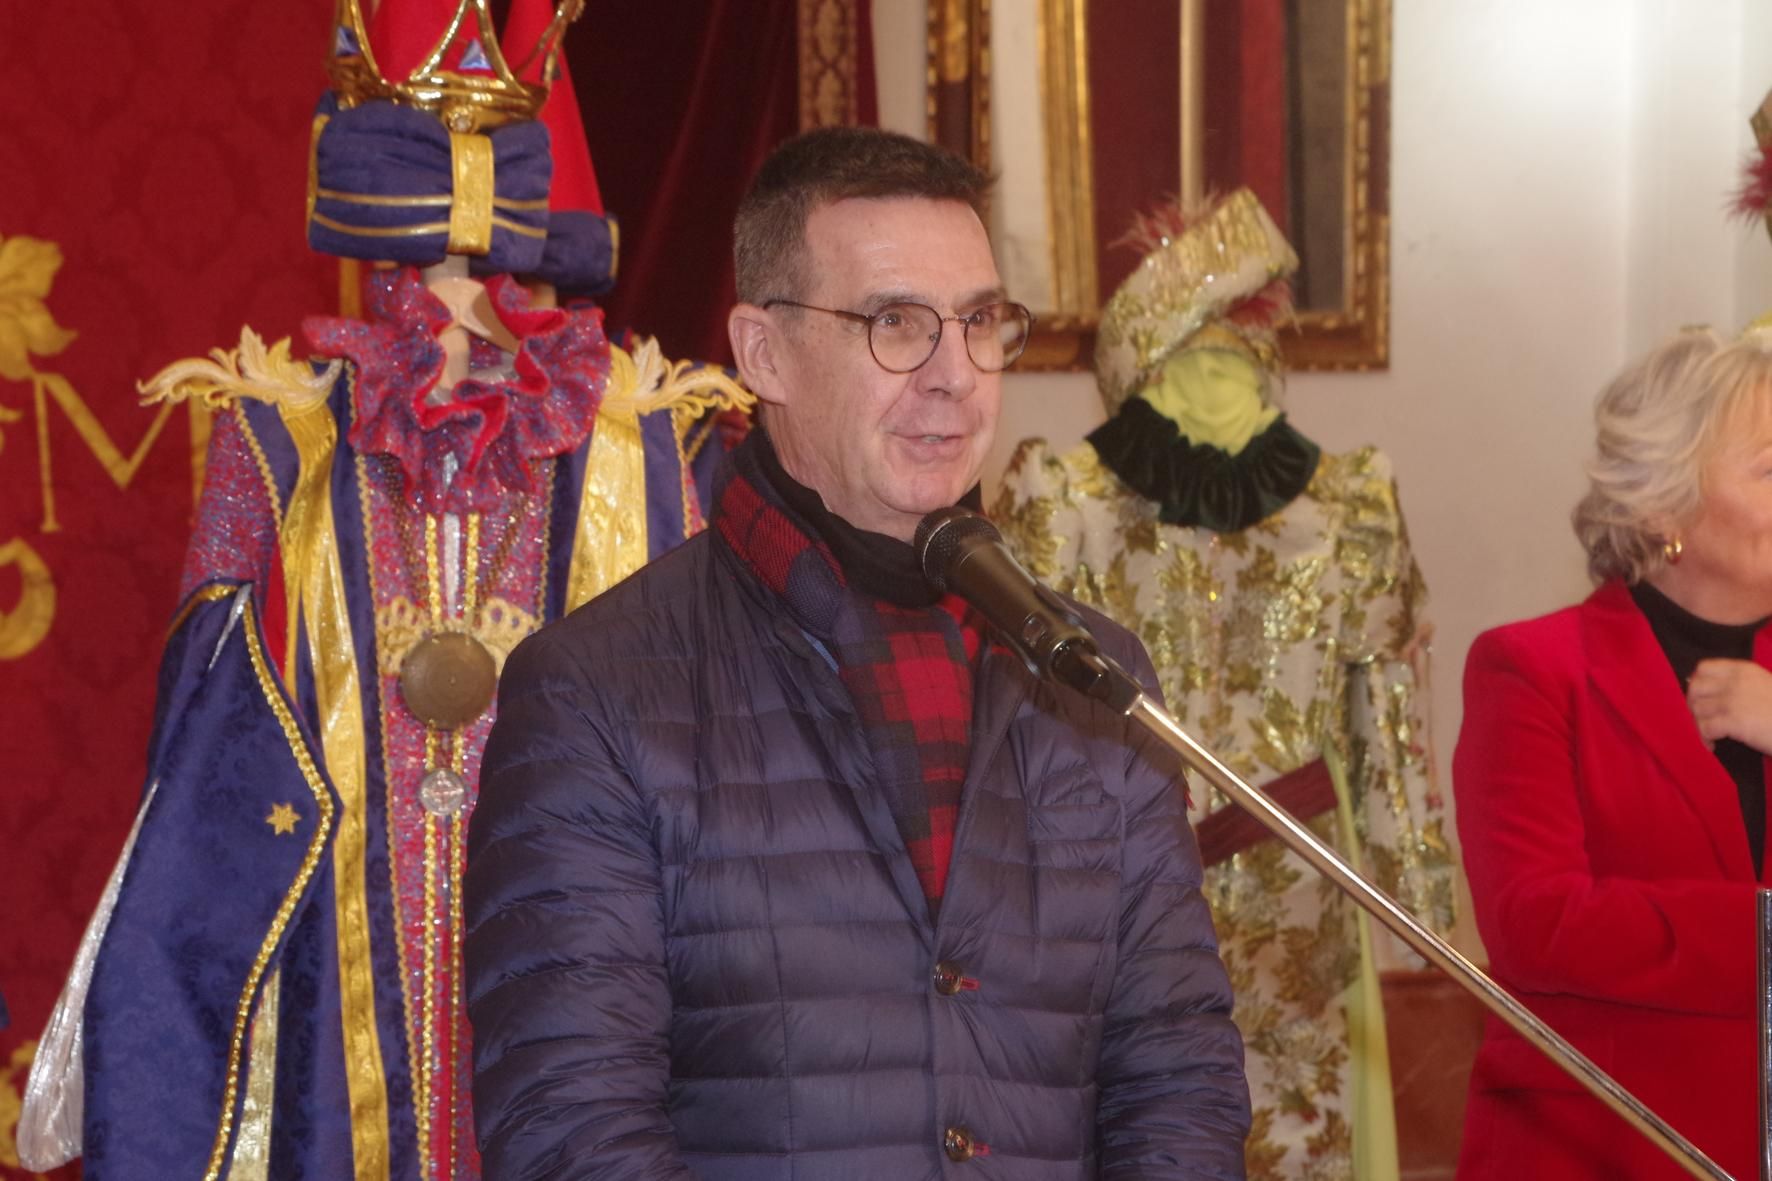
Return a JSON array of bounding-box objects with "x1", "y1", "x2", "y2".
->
[{"x1": 1086, "y1": 396, "x2": 1322, "y2": 532}]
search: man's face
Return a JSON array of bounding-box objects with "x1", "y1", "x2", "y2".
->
[{"x1": 759, "y1": 196, "x2": 1005, "y2": 542}]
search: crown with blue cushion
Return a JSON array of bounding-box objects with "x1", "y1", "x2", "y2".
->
[
  {"x1": 327, "y1": 0, "x2": 581, "y2": 134},
  {"x1": 308, "y1": 0, "x2": 614, "y2": 292}
]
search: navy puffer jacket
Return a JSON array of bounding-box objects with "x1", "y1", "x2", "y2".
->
[{"x1": 466, "y1": 524, "x2": 1249, "y2": 1179}]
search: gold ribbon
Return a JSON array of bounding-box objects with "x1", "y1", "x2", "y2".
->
[
  {"x1": 565, "y1": 340, "x2": 757, "y2": 609},
  {"x1": 306, "y1": 114, "x2": 330, "y2": 232},
  {"x1": 446, "y1": 132, "x2": 495, "y2": 256},
  {"x1": 567, "y1": 405, "x2": 649, "y2": 611},
  {"x1": 231, "y1": 967, "x2": 280, "y2": 1181},
  {"x1": 277, "y1": 396, "x2": 391, "y2": 1181}
]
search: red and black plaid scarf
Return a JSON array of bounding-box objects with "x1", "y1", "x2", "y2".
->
[{"x1": 716, "y1": 434, "x2": 984, "y2": 915}]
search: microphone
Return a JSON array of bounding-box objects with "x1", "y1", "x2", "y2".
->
[{"x1": 914, "y1": 507, "x2": 1144, "y2": 710}]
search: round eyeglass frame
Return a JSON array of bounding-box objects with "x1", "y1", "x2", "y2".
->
[{"x1": 763, "y1": 298, "x2": 1034, "y2": 374}]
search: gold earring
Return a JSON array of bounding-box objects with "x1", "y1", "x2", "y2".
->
[{"x1": 1662, "y1": 536, "x2": 1684, "y2": 565}]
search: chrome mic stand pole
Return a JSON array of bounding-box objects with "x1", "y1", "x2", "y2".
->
[
  {"x1": 1759, "y1": 889, "x2": 1772, "y2": 1181},
  {"x1": 914, "y1": 506, "x2": 1733, "y2": 1179},
  {"x1": 1053, "y1": 644, "x2": 1734, "y2": 1181}
]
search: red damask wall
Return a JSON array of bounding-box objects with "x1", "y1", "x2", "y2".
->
[
  {"x1": 0, "y1": 4, "x2": 870, "y2": 1175},
  {"x1": 0, "y1": 4, "x2": 336, "y2": 1175}
]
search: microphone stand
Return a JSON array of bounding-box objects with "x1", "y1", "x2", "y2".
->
[
  {"x1": 1049, "y1": 642, "x2": 1736, "y2": 1181},
  {"x1": 1759, "y1": 890, "x2": 1772, "y2": 1181}
]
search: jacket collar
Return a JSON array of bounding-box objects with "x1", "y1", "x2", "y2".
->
[{"x1": 1583, "y1": 579, "x2": 1762, "y2": 880}]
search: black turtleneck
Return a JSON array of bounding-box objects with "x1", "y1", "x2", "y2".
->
[
  {"x1": 750, "y1": 427, "x2": 981, "y2": 610},
  {"x1": 1629, "y1": 580, "x2": 1768, "y2": 874}
]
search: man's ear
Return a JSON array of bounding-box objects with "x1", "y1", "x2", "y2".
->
[{"x1": 729, "y1": 304, "x2": 788, "y2": 408}]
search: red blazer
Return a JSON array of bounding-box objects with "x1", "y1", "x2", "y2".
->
[{"x1": 1455, "y1": 580, "x2": 1767, "y2": 1181}]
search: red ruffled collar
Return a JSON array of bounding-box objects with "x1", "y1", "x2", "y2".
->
[{"x1": 304, "y1": 267, "x2": 610, "y2": 514}]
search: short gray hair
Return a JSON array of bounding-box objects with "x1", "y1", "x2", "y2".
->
[
  {"x1": 1573, "y1": 327, "x2": 1772, "y2": 583},
  {"x1": 733, "y1": 127, "x2": 991, "y2": 306}
]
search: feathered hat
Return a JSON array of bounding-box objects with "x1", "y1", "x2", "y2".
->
[{"x1": 1094, "y1": 188, "x2": 1298, "y2": 415}]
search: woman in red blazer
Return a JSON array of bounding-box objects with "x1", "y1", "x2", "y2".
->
[{"x1": 1456, "y1": 329, "x2": 1772, "y2": 1181}]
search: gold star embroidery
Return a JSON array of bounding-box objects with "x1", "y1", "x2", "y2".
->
[{"x1": 265, "y1": 803, "x2": 300, "y2": 836}]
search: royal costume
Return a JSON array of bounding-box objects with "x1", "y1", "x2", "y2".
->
[
  {"x1": 996, "y1": 190, "x2": 1455, "y2": 1180},
  {"x1": 18, "y1": 3, "x2": 750, "y2": 1177}
]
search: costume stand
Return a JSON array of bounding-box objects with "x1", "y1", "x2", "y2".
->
[
  {"x1": 996, "y1": 190, "x2": 1452, "y2": 1179},
  {"x1": 18, "y1": 2, "x2": 748, "y2": 1177}
]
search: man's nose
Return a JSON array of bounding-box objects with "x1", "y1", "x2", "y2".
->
[{"x1": 916, "y1": 318, "x2": 979, "y2": 397}]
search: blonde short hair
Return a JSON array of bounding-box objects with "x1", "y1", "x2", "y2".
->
[{"x1": 1574, "y1": 327, "x2": 1772, "y2": 583}]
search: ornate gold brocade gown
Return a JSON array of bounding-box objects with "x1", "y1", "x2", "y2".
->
[{"x1": 996, "y1": 435, "x2": 1456, "y2": 1181}]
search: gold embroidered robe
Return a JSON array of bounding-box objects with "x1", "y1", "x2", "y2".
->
[{"x1": 995, "y1": 437, "x2": 1456, "y2": 1181}]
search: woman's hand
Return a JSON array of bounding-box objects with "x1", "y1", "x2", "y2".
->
[{"x1": 1687, "y1": 658, "x2": 1772, "y2": 754}]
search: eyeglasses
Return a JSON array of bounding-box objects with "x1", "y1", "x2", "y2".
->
[{"x1": 764, "y1": 298, "x2": 1034, "y2": 374}]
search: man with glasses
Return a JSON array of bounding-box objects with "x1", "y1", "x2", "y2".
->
[{"x1": 465, "y1": 127, "x2": 1249, "y2": 1180}]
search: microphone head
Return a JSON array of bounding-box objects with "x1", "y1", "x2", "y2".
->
[{"x1": 915, "y1": 506, "x2": 1001, "y2": 592}]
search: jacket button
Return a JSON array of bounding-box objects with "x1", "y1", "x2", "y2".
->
[
  {"x1": 943, "y1": 1125, "x2": 976, "y2": 1162},
  {"x1": 933, "y1": 961, "x2": 964, "y2": 996}
]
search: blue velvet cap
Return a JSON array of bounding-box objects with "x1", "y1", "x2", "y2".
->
[
  {"x1": 532, "y1": 209, "x2": 616, "y2": 296},
  {"x1": 307, "y1": 94, "x2": 552, "y2": 273}
]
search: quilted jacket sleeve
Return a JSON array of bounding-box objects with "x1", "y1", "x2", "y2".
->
[
  {"x1": 465, "y1": 630, "x2": 695, "y2": 1180},
  {"x1": 1094, "y1": 638, "x2": 1251, "y2": 1179}
]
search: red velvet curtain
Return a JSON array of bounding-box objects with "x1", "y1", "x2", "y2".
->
[
  {"x1": 1088, "y1": 1, "x2": 1183, "y2": 300},
  {"x1": 1203, "y1": 0, "x2": 1290, "y2": 234},
  {"x1": 569, "y1": 0, "x2": 876, "y2": 365},
  {"x1": 0, "y1": 5, "x2": 336, "y2": 1177},
  {"x1": 1087, "y1": 0, "x2": 1289, "y2": 300}
]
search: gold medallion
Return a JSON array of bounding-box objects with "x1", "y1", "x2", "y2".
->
[{"x1": 399, "y1": 631, "x2": 497, "y2": 729}]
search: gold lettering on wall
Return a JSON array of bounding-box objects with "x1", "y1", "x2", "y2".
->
[
  {"x1": 31, "y1": 374, "x2": 183, "y2": 533},
  {"x1": 1, "y1": 231, "x2": 209, "y2": 659},
  {"x1": 0, "y1": 538, "x2": 54, "y2": 661},
  {"x1": 0, "y1": 1040, "x2": 37, "y2": 1168},
  {"x1": 0, "y1": 235, "x2": 77, "y2": 382}
]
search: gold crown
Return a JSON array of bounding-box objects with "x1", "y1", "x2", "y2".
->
[{"x1": 328, "y1": 0, "x2": 584, "y2": 133}]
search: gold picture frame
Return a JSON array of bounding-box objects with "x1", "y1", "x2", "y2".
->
[{"x1": 929, "y1": 0, "x2": 1392, "y2": 373}]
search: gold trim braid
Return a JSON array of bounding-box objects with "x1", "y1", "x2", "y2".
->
[
  {"x1": 168, "y1": 582, "x2": 237, "y2": 639},
  {"x1": 313, "y1": 188, "x2": 550, "y2": 212},
  {"x1": 201, "y1": 592, "x2": 337, "y2": 1181},
  {"x1": 308, "y1": 211, "x2": 547, "y2": 241}
]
